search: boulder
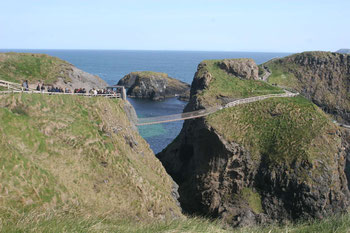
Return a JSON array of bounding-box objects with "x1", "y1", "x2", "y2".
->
[{"x1": 218, "y1": 58, "x2": 259, "y2": 80}]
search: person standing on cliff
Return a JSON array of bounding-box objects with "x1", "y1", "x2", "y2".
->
[{"x1": 22, "y1": 80, "x2": 29, "y2": 91}]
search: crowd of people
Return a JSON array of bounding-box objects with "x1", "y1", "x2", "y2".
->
[
  {"x1": 88, "y1": 88, "x2": 116, "y2": 95},
  {"x1": 22, "y1": 80, "x2": 118, "y2": 96}
]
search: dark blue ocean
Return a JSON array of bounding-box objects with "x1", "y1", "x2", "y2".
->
[{"x1": 0, "y1": 49, "x2": 290, "y2": 153}]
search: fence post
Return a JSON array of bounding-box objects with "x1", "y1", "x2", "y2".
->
[{"x1": 121, "y1": 87, "x2": 126, "y2": 100}]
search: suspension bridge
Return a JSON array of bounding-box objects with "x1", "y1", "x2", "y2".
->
[
  {"x1": 136, "y1": 92, "x2": 299, "y2": 126},
  {"x1": 2, "y1": 79, "x2": 349, "y2": 128},
  {"x1": 0, "y1": 79, "x2": 302, "y2": 126}
]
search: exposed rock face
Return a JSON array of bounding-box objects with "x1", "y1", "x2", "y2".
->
[
  {"x1": 264, "y1": 51, "x2": 350, "y2": 124},
  {"x1": 118, "y1": 71, "x2": 190, "y2": 101},
  {"x1": 157, "y1": 58, "x2": 350, "y2": 227},
  {"x1": 218, "y1": 58, "x2": 259, "y2": 80},
  {"x1": 337, "y1": 49, "x2": 350, "y2": 54},
  {"x1": 0, "y1": 52, "x2": 107, "y2": 90},
  {"x1": 46, "y1": 66, "x2": 107, "y2": 91},
  {"x1": 123, "y1": 100, "x2": 138, "y2": 130},
  {"x1": 54, "y1": 66, "x2": 107, "y2": 90}
]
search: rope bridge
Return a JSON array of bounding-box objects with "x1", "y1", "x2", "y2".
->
[
  {"x1": 136, "y1": 92, "x2": 299, "y2": 126},
  {"x1": 136, "y1": 106, "x2": 221, "y2": 126},
  {"x1": 0, "y1": 79, "x2": 299, "y2": 126}
]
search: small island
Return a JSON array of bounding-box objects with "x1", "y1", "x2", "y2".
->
[{"x1": 117, "y1": 71, "x2": 190, "y2": 101}]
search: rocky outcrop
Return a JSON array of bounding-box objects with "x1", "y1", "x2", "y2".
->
[
  {"x1": 0, "y1": 53, "x2": 107, "y2": 90},
  {"x1": 54, "y1": 66, "x2": 107, "y2": 90},
  {"x1": 337, "y1": 49, "x2": 350, "y2": 54},
  {"x1": 157, "y1": 58, "x2": 350, "y2": 227},
  {"x1": 118, "y1": 71, "x2": 190, "y2": 101},
  {"x1": 264, "y1": 51, "x2": 350, "y2": 124},
  {"x1": 218, "y1": 58, "x2": 259, "y2": 80}
]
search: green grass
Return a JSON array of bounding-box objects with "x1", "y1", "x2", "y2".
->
[
  {"x1": 264, "y1": 52, "x2": 350, "y2": 113},
  {"x1": 240, "y1": 188, "x2": 263, "y2": 214},
  {"x1": 196, "y1": 60, "x2": 284, "y2": 106},
  {"x1": 0, "y1": 93, "x2": 182, "y2": 225},
  {"x1": 0, "y1": 52, "x2": 72, "y2": 85},
  {"x1": 131, "y1": 71, "x2": 169, "y2": 79},
  {"x1": 206, "y1": 96, "x2": 339, "y2": 167},
  {"x1": 1, "y1": 210, "x2": 350, "y2": 233},
  {"x1": 263, "y1": 62, "x2": 300, "y2": 89}
]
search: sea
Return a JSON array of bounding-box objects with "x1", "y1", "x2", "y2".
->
[{"x1": 0, "y1": 49, "x2": 291, "y2": 153}]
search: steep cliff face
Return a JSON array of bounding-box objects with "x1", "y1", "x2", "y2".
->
[
  {"x1": 337, "y1": 49, "x2": 350, "y2": 54},
  {"x1": 157, "y1": 58, "x2": 350, "y2": 227},
  {"x1": 264, "y1": 51, "x2": 350, "y2": 124},
  {"x1": 0, "y1": 53, "x2": 107, "y2": 90},
  {"x1": 118, "y1": 71, "x2": 190, "y2": 101}
]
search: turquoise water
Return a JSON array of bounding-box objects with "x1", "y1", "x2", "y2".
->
[{"x1": 0, "y1": 49, "x2": 291, "y2": 153}]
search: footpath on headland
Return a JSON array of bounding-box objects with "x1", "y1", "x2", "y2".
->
[
  {"x1": 0, "y1": 79, "x2": 124, "y2": 99},
  {"x1": 1, "y1": 78, "x2": 298, "y2": 125},
  {"x1": 2, "y1": 78, "x2": 350, "y2": 128}
]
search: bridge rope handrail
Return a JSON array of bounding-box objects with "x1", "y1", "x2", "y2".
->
[{"x1": 136, "y1": 92, "x2": 299, "y2": 126}]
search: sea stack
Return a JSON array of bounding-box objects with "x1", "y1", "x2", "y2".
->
[{"x1": 117, "y1": 71, "x2": 190, "y2": 101}]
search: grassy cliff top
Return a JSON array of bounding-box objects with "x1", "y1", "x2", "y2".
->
[
  {"x1": 263, "y1": 51, "x2": 350, "y2": 89},
  {"x1": 0, "y1": 93, "x2": 181, "y2": 227},
  {"x1": 262, "y1": 51, "x2": 350, "y2": 123},
  {"x1": 0, "y1": 52, "x2": 72, "y2": 85},
  {"x1": 131, "y1": 71, "x2": 189, "y2": 86},
  {"x1": 207, "y1": 96, "x2": 339, "y2": 167},
  {"x1": 195, "y1": 60, "x2": 284, "y2": 106},
  {"x1": 131, "y1": 71, "x2": 169, "y2": 79}
]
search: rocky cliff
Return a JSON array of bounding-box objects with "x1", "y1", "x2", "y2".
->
[
  {"x1": 337, "y1": 49, "x2": 350, "y2": 54},
  {"x1": 264, "y1": 51, "x2": 350, "y2": 124},
  {"x1": 118, "y1": 71, "x2": 190, "y2": 101},
  {"x1": 218, "y1": 58, "x2": 259, "y2": 80},
  {"x1": 157, "y1": 58, "x2": 350, "y2": 227},
  {"x1": 0, "y1": 52, "x2": 107, "y2": 90}
]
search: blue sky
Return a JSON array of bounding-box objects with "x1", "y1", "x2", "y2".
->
[{"x1": 0, "y1": 0, "x2": 349, "y2": 52}]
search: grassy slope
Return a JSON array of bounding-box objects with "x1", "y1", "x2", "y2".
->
[
  {"x1": 196, "y1": 60, "x2": 284, "y2": 106},
  {"x1": 262, "y1": 61, "x2": 300, "y2": 89},
  {"x1": 207, "y1": 96, "x2": 339, "y2": 166},
  {"x1": 2, "y1": 208, "x2": 350, "y2": 232},
  {"x1": 263, "y1": 52, "x2": 350, "y2": 124},
  {"x1": 0, "y1": 93, "x2": 182, "y2": 229},
  {"x1": 0, "y1": 53, "x2": 72, "y2": 85},
  {"x1": 132, "y1": 71, "x2": 168, "y2": 79}
]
